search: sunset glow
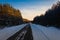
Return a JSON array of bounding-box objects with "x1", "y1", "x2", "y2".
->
[{"x1": 0, "y1": 0, "x2": 58, "y2": 20}]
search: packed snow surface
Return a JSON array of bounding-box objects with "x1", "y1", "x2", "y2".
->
[{"x1": 30, "y1": 23, "x2": 60, "y2": 40}]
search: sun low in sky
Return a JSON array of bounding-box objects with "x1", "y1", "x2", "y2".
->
[{"x1": 0, "y1": 0, "x2": 59, "y2": 20}]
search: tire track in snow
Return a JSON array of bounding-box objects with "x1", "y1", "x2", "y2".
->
[{"x1": 7, "y1": 24, "x2": 33, "y2": 40}]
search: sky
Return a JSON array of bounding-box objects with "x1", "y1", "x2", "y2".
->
[{"x1": 0, "y1": 0, "x2": 59, "y2": 20}]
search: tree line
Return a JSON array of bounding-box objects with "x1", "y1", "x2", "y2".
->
[{"x1": 32, "y1": 1, "x2": 60, "y2": 28}]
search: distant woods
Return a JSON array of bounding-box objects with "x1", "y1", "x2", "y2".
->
[
  {"x1": 32, "y1": 1, "x2": 60, "y2": 28},
  {"x1": 0, "y1": 4, "x2": 24, "y2": 27}
]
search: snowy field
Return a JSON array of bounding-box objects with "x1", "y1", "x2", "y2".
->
[{"x1": 0, "y1": 24, "x2": 27, "y2": 40}]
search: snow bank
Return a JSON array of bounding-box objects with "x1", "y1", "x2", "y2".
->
[{"x1": 0, "y1": 24, "x2": 27, "y2": 40}]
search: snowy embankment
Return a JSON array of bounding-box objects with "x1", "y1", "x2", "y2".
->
[
  {"x1": 30, "y1": 23, "x2": 60, "y2": 40},
  {"x1": 0, "y1": 24, "x2": 27, "y2": 40}
]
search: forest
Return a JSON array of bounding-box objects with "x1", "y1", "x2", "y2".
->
[{"x1": 32, "y1": 1, "x2": 60, "y2": 28}]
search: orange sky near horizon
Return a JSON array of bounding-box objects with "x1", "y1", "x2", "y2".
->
[{"x1": 0, "y1": 0, "x2": 58, "y2": 20}]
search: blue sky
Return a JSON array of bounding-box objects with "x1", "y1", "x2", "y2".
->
[{"x1": 0, "y1": 0, "x2": 59, "y2": 20}]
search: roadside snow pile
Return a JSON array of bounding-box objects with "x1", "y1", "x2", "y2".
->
[
  {"x1": 30, "y1": 23, "x2": 60, "y2": 40},
  {"x1": 0, "y1": 24, "x2": 27, "y2": 40}
]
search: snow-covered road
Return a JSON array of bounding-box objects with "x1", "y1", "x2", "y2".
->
[
  {"x1": 0, "y1": 23, "x2": 60, "y2": 40},
  {"x1": 30, "y1": 24, "x2": 49, "y2": 40},
  {"x1": 30, "y1": 23, "x2": 60, "y2": 40}
]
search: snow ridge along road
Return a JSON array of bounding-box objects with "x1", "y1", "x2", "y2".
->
[{"x1": 0, "y1": 24, "x2": 27, "y2": 40}]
